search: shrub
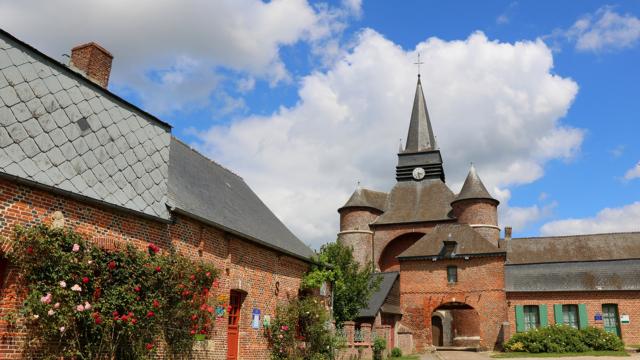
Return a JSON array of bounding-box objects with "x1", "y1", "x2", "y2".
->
[
  {"x1": 504, "y1": 325, "x2": 624, "y2": 353},
  {"x1": 372, "y1": 337, "x2": 386, "y2": 360},
  {"x1": 7, "y1": 224, "x2": 220, "y2": 359},
  {"x1": 264, "y1": 297, "x2": 337, "y2": 360},
  {"x1": 390, "y1": 347, "x2": 402, "y2": 357}
]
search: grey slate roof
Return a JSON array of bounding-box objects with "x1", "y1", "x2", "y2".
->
[
  {"x1": 453, "y1": 165, "x2": 497, "y2": 204},
  {"x1": 399, "y1": 223, "x2": 504, "y2": 259},
  {"x1": 404, "y1": 76, "x2": 436, "y2": 153},
  {"x1": 358, "y1": 272, "x2": 399, "y2": 318},
  {"x1": 374, "y1": 179, "x2": 455, "y2": 225},
  {"x1": 0, "y1": 29, "x2": 171, "y2": 219},
  {"x1": 167, "y1": 138, "x2": 314, "y2": 260},
  {"x1": 506, "y1": 259, "x2": 640, "y2": 292},
  {"x1": 506, "y1": 232, "x2": 640, "y2": 265},
  {"x1": 338, "y1": 187, "x2": 387, "y2": 212}
]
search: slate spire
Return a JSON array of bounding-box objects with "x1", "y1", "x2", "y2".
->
[{"x1": 404, "y1": 76, "x2": 437, "y2": 152}]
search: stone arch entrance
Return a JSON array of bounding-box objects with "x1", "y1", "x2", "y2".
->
[
  {"x1": 431, "y1": 302, "x2": 480, "y2": 348},
  {"x1": 378, "y1": 232, "x2": 424, "y2": 272}
]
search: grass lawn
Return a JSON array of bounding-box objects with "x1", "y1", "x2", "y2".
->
[{"x1": 491, "y1": 351, "x2": 628, "y2": 358}]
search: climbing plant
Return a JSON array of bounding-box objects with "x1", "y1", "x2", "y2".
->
[{"x1": 6, "y1": 224, "x2": 220, "y2": 360}]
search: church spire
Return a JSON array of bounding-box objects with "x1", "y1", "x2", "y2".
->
[
  {"x1": 395, "y1": 75, "x2": 445, "y2": 183},
  {"x1": 404, "y1": 76, "x2": 436, "y2": 152}
]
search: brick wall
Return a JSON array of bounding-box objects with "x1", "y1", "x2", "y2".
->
[
  {"x1": 451, "y1": 200, "x2": 499, "y2": 246},
  {"x1": 0, "y1": 178, "x2": 308, "y2": 359},
  {"x1": 372, "y1": 223, "x2": 438, "y2": 271},
  {"x1": 399, "y1": 256, "x2": 507, "y2": 351},
  {"x1": 507, "y1": 291, "x2": 640, "y2": 346},
  {"x1": 338, "y1": 208, "x2": 379, "y2": 268}
]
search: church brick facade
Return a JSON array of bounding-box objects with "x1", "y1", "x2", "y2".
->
[{"x1": 341, "y1": 75, "x2": 640, "y2": 353}]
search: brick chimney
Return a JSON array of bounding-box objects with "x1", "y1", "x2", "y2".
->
[
  {"x1": 70, "y1": 42, "x2": 113, "y2": 88},
  {"x1": 504, "y1": 226, "x2": 512, "y2": 241}
]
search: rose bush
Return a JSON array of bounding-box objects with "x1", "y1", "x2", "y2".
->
[
  {"x1": 264, "y1": 297, "x2": 338, "y2": 360},
  {"x1": 7, "y1": 224, "x2": 220, "y2": 360}
]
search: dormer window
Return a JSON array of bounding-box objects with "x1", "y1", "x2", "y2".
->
[{"x1": 447, "y1": 266, "x2": 458, "y2": 284}]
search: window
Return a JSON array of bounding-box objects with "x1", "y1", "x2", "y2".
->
[
  {"x1": 562, "y1": 305, "x2": 579, "y2": 328},
  {"x1": 447, "y1": 266, "x2": 457, "y2": 283},
  {"x1": 602, "y1": 304, "x2": 621, "y2": 337},
  {"x1": 523, "y1": 305, "x2": 540, "y2": 331}
]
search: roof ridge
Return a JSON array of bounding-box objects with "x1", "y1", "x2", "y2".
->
[
  {"x1": 171, "y1": 136, "x2": 242, "y2": 180},
  {"x1": 512, "y1": 231, "x2": 640, "y2": 240}
]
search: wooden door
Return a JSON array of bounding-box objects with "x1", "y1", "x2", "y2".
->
[
  {"x1": 227, "y1": 291, "x2": 243, "y2": 360},
  {"x1": 602, "y1": 304, "x2": 621, "y2": 337},
  {"x1": 431, "y1": 316, "x2": 443, "y2": 346}
]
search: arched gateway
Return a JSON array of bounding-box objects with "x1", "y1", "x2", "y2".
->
[{"x1": 430, "y1": 302, "x2": 480, "y2": 348}]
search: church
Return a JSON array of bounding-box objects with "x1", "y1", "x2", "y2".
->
[{"x1": 338, "y1": 75, "x2": 640, "y2": 352}]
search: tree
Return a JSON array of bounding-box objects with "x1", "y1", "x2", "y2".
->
[{"x1": 302, "y1": 241, "x2": 381, "y2": 325}]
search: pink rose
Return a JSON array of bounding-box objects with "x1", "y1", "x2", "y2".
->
[
  {"x1": 54, "y1": 302, "x2": 60, "y2": 309},
  {"x1": 72, "y1": 244, "x2": 80, "y2": 252},
  {"x1": 76, "y1": 304, "x2": 85, "y2": 312},
  {"x1": 48, "y1": 309, "x2": 55, "y2": 316},
  {"x1": 59, "y1": 281, "x2": 67, "y2": 288}
]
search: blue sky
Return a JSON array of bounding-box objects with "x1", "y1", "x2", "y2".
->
[{"x1": 1, "y1": 0, "x2": 639, "y2": 247}]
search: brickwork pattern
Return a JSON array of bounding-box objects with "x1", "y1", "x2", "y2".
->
[
  {"x1": 372, "y1": 223, "x2": 438, "y2": 270},
  {"x1": 452, "y1": 200, "x2": 499, "y2": 246},
  {"x1": 70, "y1": 43, "x2": 113, "y2": 88},
  {"x1": 400, "y1": 256, "x2": 507, "y2": 351},
  {"x1": 0, "y1": 179, "x2": 308, "y2": 359},
  {"x1": 338, "y1": 208, "x2": 378, "y2": 267},
  {"x1": 507, "y1": 291, "x2": 640, "y2": 346}
]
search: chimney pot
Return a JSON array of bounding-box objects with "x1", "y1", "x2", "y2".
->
[
  {"x1": 505, "y1": 226, "x2": 512, "y2": 241},
  {"x1": 70, "y1": 42, "x2": 113, "y2": 88}
]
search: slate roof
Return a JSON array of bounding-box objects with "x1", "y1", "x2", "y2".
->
[
  {"x1": 506, "y1": 232, "x2": 640, "y2": 265},
  {"x1": 338, "y1": 187, "x2": 387, "y2": 212},
  {"x1": 0, "y1": 29, "x2": 171, "y2": 219},
  {"x1": 358, "y1": 272, "x2": 399, "y2": 318},
  {"x1": 505, "y1": 259, "x2": 640, "y2": 292},
  {"x1": 374, "y1": 179, "x2": 455, "y2": 225},
  {"x1": 398, "y1": 223, "x2": 505, "y2": 259},
  {"x1": 453, "y1": 165, "x2": 497, "y2": 204},
  {"x1": 167, "y1": 138, "x2": 314, "y2": 260},
  {"x1": 0, "y1": 28, "x2": 313, "y2": 261}
]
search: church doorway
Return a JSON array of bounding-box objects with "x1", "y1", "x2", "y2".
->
[
  {"x1": 378, "y1": 232, "x2": 424, "y2": 272},
  {"x1": 431, "y1": 302, "x2": 480, "y2": 349}
]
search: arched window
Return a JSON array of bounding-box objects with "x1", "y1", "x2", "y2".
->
[{"x1": 378, "y1": 232, "x2": 424, "y2": 272}]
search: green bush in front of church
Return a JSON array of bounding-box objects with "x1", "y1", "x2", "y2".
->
[{"x1": 505, "y1": 325, "x2": 624, "y2": 353}]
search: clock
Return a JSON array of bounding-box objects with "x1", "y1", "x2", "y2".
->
[{"x1": 412, "y1": 167, "x2": 425, "y2": 180}]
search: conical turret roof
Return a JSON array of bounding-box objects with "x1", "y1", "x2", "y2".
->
[
  {"x1": 404, "y1": 76, "x2": 437, "y2": 152},
  {"x1": 339, "y1": 186, "x2": 388, "y2": 212},
  {"x1": 453, "y1": 165, "x2": 498, "y2": 204}
]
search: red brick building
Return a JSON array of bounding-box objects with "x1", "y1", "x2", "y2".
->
[
  {"x1": 0, "y1": 29, "x2": 316, "y2": 359},
  {"x1": 338, "y1": 75, "x2": 640, "y2": 352}
]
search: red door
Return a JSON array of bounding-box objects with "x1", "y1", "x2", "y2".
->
[{"x1": 227, "y1": 291, "x2": 242, "y2": 360}]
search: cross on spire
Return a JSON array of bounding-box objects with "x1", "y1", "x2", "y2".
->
[{"x1": 414, "y1": 53, "x2": 424, "y2": 77}]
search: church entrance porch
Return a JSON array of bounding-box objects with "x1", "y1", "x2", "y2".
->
[{"x1": 431, "y1": 302, "x2": 480, "y2": 349}]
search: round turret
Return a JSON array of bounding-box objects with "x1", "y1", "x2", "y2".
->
[
  {"x1": 337, "y1": 187, "x2": 387, "y2": 268},
  {"x1": 451, "y1": 165, "x2": 500, "y2": 246}
]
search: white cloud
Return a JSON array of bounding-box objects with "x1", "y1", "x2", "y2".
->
[
  {"x1": 624, "y1": 162, "x2": 640, "y2": 180},
  {"x1": 193, "y1": 30, "x2": 582, "y2": 247},
  {"x1": 0, "y1": 0, "x2": 355, "y2": 114},
  {"x1": 567, "y1": 7, "x2": 640, "y2": 52},
  {"x1": 541, "y1": 202, "x2": 640, "y2": 235}
]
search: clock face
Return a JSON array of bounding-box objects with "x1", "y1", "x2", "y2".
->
[{"x1": 412, "y1": 167, "x2": 426, "y2": 180}]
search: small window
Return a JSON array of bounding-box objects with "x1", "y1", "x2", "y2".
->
[
  {"x1": 563, "y1": 305, "x2": 579, "y2": 328},
  {"x1": 524, "y1": 305, "x2": 540, "y2": 330},
  {"x1": 447, "y1": 266, "x2": 457, "y2": 283}
]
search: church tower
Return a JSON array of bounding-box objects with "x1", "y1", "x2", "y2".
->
[{"x1": 395, "y1": 76, "x2": 445, "y2": 182}]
